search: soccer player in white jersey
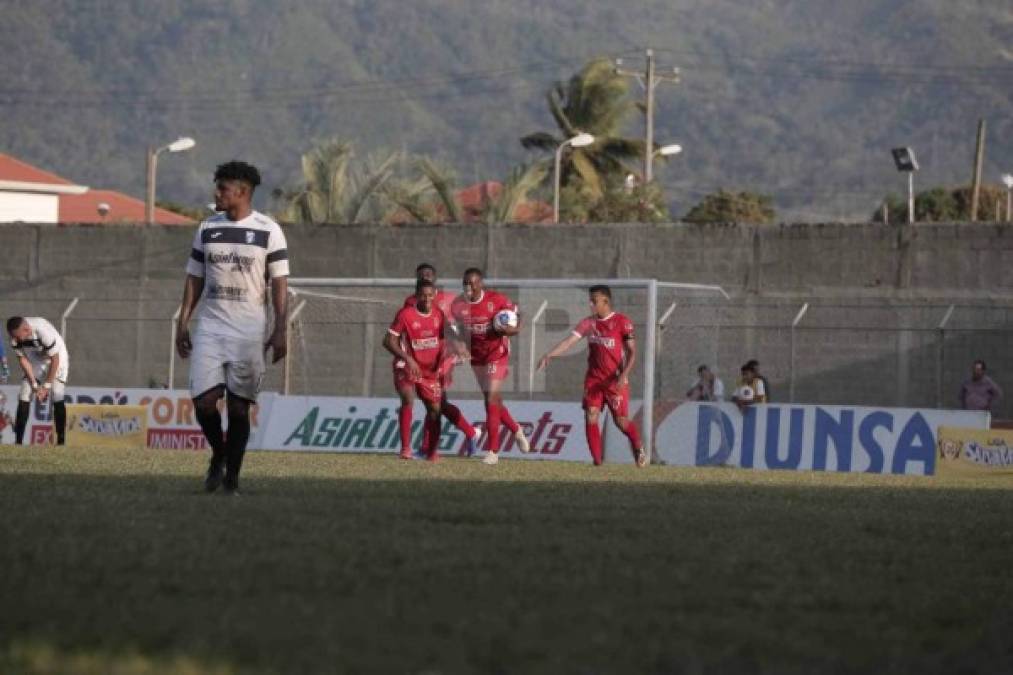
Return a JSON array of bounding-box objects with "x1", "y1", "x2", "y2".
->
[
  {"x1": 176, "y1": 161, "x2": 289, "y2": 495},
  {"x1": 6, "y1": 316, "x2": 70, "y2": 445}
]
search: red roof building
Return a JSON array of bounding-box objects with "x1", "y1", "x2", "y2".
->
[{"x1": 0, "y1": 152, "x2": 193, "y2": 225}]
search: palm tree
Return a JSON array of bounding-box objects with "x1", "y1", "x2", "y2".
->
[
  {"x1": 278, "y1": 139, "x2": 400, "y2": 224},
  {"x1": 480, "y1": 162, "x2": 549, "y2": 224},
  {"x1": 521, "y1": 58, "x2": 644, "y2": 200}
]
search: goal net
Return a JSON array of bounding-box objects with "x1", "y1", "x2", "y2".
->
[{"x1": 268, "y1": 278, "x2": 728, "y2": 460}]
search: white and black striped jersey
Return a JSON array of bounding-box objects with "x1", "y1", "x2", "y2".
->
[
  {"x1": 185, "y1": 211, "x2": 289, "y2": 340},
  {"x1": 10, "y1": 317, "x2": 69, "y2": 367}
]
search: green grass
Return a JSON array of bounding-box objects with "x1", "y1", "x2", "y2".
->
[{"x1": 1, "y1": 446, "x2": 1012, "y2": 674}]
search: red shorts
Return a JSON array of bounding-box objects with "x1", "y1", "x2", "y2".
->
[
  {"x1": 582, "y1": 378, "x2": 629, "y2": 417},
  {"x1": 471, "y1": 356, "x2": 509, "y2": 391},
  {"x1": 393, "y1": 368, "x2": 443, "y2": 405}
]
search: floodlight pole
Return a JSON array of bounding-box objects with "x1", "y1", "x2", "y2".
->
[
  {"x1": 935, "y1": 304, "x2": 955, "y2": 408},
  {"x1": 789, "y1": 302, "x2": 809, "y2": 403}
]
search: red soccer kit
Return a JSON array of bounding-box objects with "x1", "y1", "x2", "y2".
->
[
  {"x1": 388, "y1": 304, "x2": 445, "y2": 404},
  {"x1": 404, "y1": 289, "x2": 458, "y2": 385},
  {"x1": 450, "y1": 290, "x2": 516, "y2": 386},
  {"x1": 573, "y1": 312, "x2": 635, "y2": 416}
]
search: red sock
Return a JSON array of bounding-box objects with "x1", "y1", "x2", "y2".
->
[
  {"x1": 398, "y1": 405, "x2": 413, "y2": 453},
  {"x1": 425, "y1": 416, "x2": 441, "y2": 456},
  {"x1": 442, "y1": 402, "x2": 476, "y2": 439},
  {"x1": 499, "y1": 405, "x2": 520, "y2": 433},
  {"x1": 586, "y1": 422, "x2": 603, "y2": 465},
  {"x1": 486, "y1": 403, "x2": 501, "y2": 453},
  {"x1": 623, "y1": 421, "x2": 642, "y2": 451}
]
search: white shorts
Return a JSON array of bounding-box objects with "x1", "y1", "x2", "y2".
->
[
  {"x1": 19, "y1": 358, "x2": 69, "y2": 403},
  {"x1": 189, "y1": 335, "x2": 264, "y2": 401}
]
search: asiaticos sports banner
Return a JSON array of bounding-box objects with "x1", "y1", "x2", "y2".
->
[
  {"x1": 937, "y1": 426, "x2": 1013, "y2": 473},
  {"x1": 66, "y1": 404, "x2": 148, "y2": 449}
]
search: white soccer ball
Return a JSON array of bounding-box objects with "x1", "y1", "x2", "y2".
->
[
  {"x1": 735, "y1": 385, "x2": 755, "y2": 402},
  {"x1": 493, "y1": 309, "x2": 518, "y2": 332}
]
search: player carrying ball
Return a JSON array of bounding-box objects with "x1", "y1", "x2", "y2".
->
[
  {"x1": 450, "y1": 268, "x2": 530, "y2": 465},
  {"x1": 538, "y1": 285, "x2": 646, "y2": 467},
  {"x1": 384, "y1": 279, "x2": 450, "y2": 462}
]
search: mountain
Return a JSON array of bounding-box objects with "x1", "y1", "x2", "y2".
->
[{"x1": 2, "y1": 0, "x2": 1010, "y2": 221}]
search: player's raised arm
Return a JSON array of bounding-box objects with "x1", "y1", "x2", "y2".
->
[{"x1": 537, "y1": 319, "x2": 588, "y2": 371}]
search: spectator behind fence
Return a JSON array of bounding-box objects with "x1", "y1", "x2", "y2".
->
[
  {"x1": 959, "y1": 360, "x2": 1002, "y2": 413},
  {"x1": 686, "y1": 365, "x2": 725, "y2": 401},
  {"x1": 733, "y1": 363, "x2": 768, "y2": 411},
  {"x1": 745, "y1": 359, "x2": 771, "y2": 402}
]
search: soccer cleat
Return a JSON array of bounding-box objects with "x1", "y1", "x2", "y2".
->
[
  {"x1": 399, "y1": 448, "x2": 413, "y2": 460},
  {"x1": 634, "y1": 448, "x2": 647, "y2": 468},
  {"x1": 222, "y1": 475, "x2": 240, "y2": 495},
  {"x1": 204, "y1": 459, "x2": 225, "y2": 493},
  {"x1": 515, "y1": 429, "x2": 531, "y2": 453},
  {"x1": 464, "y1": 431, "x2": 480, "y2": 457},
  {"x1": 426, "y1": 449, "x2": 440, "y2": 463},
  {"x1": 482, "y1": 451, "x2": 499, "y2": 465}
]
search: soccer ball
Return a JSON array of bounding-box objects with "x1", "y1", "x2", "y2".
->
[
  {"x1": 734, "y1": 385, "x2": 755, "y2": 402},
  {"x1": 493, "y1": 309, "x2": 518, "y2": 332}
]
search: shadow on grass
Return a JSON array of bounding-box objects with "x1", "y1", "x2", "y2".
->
[{"x1": 1, "y1": 472, "x2": 1012, "y2": 675}]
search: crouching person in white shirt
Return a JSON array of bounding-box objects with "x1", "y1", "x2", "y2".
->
[{"x1": 6, "y1": 316, "x2": 70, "y2": 445}]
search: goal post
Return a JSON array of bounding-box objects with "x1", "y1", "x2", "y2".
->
[{"x1": 281, "y1": 277, "x2": 728, "y2": 459}]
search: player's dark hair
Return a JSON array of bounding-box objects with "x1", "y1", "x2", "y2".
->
[
  {"x1": 6, "y1": 316, "x2": 25, "y2": 333},
  {"x1": 745, "y1": 359, "x2": 759, "y2": 369},
  {"x1": 214, "y1": 161, "x2": 261, "y2": 190},
  {"x1": 462, "y1": 267, "x2": 483, "y2": 281},
  {"x1": 697, "y1": 364, "x2": 709, "y2": 374},
  {"x1": 741, "y1": 363, "x2": 752, "y2": 374},
  {"x1": 974, "y1": 359, "x2": 987, "y2": 371},
  {"x1": 415, "y1": 278, "x2": 436, "y2": 293},
  {"x1": 416, "y1": 263, "x2": 436, "y2": 276},
  {"x1": 588, "y1": 284, "x2": 612, "y2": 299}
]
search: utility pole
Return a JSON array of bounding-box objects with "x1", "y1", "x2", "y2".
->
[
  {"x1": 970, "y1": 119, "x2": 986, "y2": 222},
  {"x1": 616, "y1": 48, "x2": 679, "y2": 184}
]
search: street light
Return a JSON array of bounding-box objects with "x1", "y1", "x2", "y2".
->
[
  {"x1": 891, "y1": 147, "x2": 919, "y2": 224},
  {"x1": 146, "y1": 136, "x2": 196, "y2": 225},
  {"x1": 655, "y1": 143, "x2": 682, "y2": 157},
  {"x1": 1002, "y1": 174, "x2": 1013, "y2": 222},
  {"x1": 553, "y1": 132, "x2": 595, "y2": 224}
]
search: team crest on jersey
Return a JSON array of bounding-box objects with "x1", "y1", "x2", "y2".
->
[
  {"x1": 245, "y1": 230, "x2": 255, "y2": 244},
  {"x1": 412, "y1": 321, "x2": 421, "y2": 329}
]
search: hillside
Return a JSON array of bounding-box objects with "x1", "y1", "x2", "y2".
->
[{"x1": 2, "y1": 0, "x2": 1010, "y2": 220}]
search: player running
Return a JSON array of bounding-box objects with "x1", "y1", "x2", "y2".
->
[
  {"x1": 6, "y1": 316, "x2": 70, "y2": 446},
  {"x1": 450, "y1": 267, "x2": 530, "y2": 465},
  {"x1": 384, "y1": 279, "x2": 449, "y2": 462},
  {"x1": 537, "y1": 285, "x2": 647, "y2": 467},
  {"x1": 402, "y1": 263, "x2": 481, "y2": 457}
]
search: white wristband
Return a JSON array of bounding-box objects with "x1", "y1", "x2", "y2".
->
[{"x1": 43, "y1": 382, "x2": 52, "y2": 390}]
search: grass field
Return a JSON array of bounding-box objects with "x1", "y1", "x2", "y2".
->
[{"x1": 1, "y1": 446, "x2": 1012, "y2": 674}]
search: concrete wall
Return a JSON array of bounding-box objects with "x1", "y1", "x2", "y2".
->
[{"x1": 1, "y1": 221, "x2": 1011, "y2": 417}]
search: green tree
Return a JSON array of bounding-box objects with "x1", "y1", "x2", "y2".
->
[
  {"x1": 873, "y1": 185, "x2": 1008, "y2": 224},
  {"x1": 683, "y1": 190, "x2": 775, "y2": 223},
  {"x1": 276, "y1": 139, "x2": 401, "y2": 224},
  {"x1": 521, "y1": 58, "x2": 644, "y2": 201}
]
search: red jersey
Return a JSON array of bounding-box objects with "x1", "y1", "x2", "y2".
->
[
  {"x1": 573, "y1": 312, "x2": 635, "y2": 382},
  {"x1": 450, "y1": 290, "x2": 516, "y2": 365},
  {"x1": 388, "y1": 305, "x2": 445, "y2": 378},
  {"x1": 403, "y1": 289, "x2": 455, "y2": 318}
]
